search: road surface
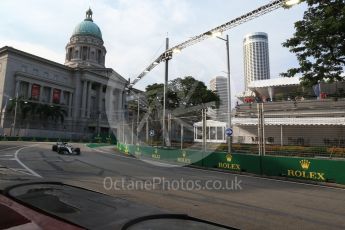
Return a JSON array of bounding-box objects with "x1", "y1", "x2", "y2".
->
[{"x1": 0, "y1": 142, "x2": 344, "y2": 230}]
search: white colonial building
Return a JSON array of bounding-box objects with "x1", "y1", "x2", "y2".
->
[{"x1": 0, "y1": 9, "x2": 128, "y2": 139}]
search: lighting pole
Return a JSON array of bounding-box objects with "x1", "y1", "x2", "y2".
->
[
  {"x1": 9, "y1": 92, "x2": 19, "y2": 137},
  {"x1": 212, "y1": 33, "x2": 232, "y2": 153},
  {"x1": 137, "y1": 94, "x2": 140, "y2": 143},
  {"x1": 163, "y1": 36, "x2": 171, "y2": 147}
]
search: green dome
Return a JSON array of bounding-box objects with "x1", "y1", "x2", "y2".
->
[
  {"x1": 72, "y1": 8, "x2": 102, "y2": 40},
  {"x1": 72, "y1": 20, "x2": 102, "y2": 39}
]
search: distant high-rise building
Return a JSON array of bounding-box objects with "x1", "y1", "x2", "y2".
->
[
  {"x1": 243, "y1": 32, "x2": 270, "y2": 90},
  {"x1": 210, "y1": 76, "x2": 228, "y2": 123}
]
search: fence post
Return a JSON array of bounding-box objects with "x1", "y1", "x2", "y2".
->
[
  {"x1": 202, "y1": 108, "x2": 207, "y2": 152},
  {"x1": 146, "y1": 118, "x2": 149, "y2": 143},
  {"x1": 257, "y1": 103, "x2": 261, "y2": 155},
  {"x1": 131, "y1": 122, "x2": 134, "y2": 145},
  {"x1": 257, "y1": 103, "x2": 265, "y2": 175},
  {"x1": 181, "y1": 123, "x2": 183, "y2": 150},
  {"x1": 168, "y1": 113, "x2": 172, "y2": 147},
  {"x1": 262, "y1": 103, "x2": 265, "y2": 156},
  {"x1": 280, "y1": 125, "x2": 283, "y2": 146},
  {"x1": 122, "y1": 121, "x2": 125, "y2": 143},
  {"x1": 257, "y1": 103, "x2": 265, "y2": 156}
]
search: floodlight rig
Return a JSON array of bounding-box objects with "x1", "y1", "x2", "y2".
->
[{"x1": 129, "y1": 0, "x2": 300, "y2": 87}]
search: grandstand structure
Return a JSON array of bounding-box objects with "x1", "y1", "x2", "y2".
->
[{"x1": 233, "y1": 79, "x2": 345, "y2": 147}]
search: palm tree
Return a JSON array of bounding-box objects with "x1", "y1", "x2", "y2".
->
[
  {"x1": 7, "y1": 98, "x2": 67, "y2": 131},
  {"x1": 50, "y1": 105, "x2": 67, "y2": 123}
]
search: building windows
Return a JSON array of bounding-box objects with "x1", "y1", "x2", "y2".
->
[
  {"x1": 42, "y1": 87, "x2": 51, "y2": 103},
  {"x1": 82, "y1": 46, "x2": 87, "y2": 60},
  {"x1": 97, "y1": 50, "x2": 101, "y2": 63},
  {"x1": 19, "y1": 82, "x2": 29, "y2": 98},
  {"x1": 68, "y1": 48, "x2": 73, "y2": 60},
  {"x1": 33, "y1": 68, "x2": 39, "y2": 75},
  {"x1": 52, "y1": 89, "x2": 61, "y2": 104},
  {"x1": 267, "y1": 137, "x2": 274, "y2": 143},
  {"x1": 91, "y1": 83, "x2": 96, "y2": 90},
  {"x1": 21, "y1": 65, "x2": 27, "y2": 72},
  {"x1": 31, "y1": 84, "x2": 41, "y2": 101}
]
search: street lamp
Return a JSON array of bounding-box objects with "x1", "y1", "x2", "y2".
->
[
  {"x1": 209, "y1": 31, "x2": 232, "y2": 154},
  {"x1": 285, "y1": 0, "x2": 301, "y2": 6},
  {"x1": 9, "y1": 93, "x2": 19, "y2": 137},
  {"x1": 137, "y1": 94, "x2": 140, "y2": 144}
]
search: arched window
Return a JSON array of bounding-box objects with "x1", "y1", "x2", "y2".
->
[
  {"x1": 97, "y1": 50, "x2": 101, "y2": 63},
  {"x1": 74, "y1": 50, "x2": 79, "y2": 59},
  {"x1": 68, "y1": 48, "x2": 73, "y2": 60}
]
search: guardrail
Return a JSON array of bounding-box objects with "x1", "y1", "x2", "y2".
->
[
  {"x1": 117, "y1": 143, "x2": 345, "y2": 185},
  {"x1": 0, "y1": 134, "x2": 117, "y2": 144}
]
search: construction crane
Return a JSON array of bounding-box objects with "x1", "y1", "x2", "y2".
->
[{"x1": 129, "y1": 0, "x2": 300, "y2": 87}]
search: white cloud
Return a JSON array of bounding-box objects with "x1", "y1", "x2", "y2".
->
[
  {"x1": 0, "y1": 0, "x2": 307, "y2": 94},
  {"x1": 0, "y1": 39, "x2": 63, "y2": 63}
]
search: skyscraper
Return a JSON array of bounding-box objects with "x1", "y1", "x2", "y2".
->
[
  {"x1": 210, "y1": 76, "x2": 228, "y2": 122},
  {"x1": 243, "y1": 32, "x2": 270, "y2": 90}
]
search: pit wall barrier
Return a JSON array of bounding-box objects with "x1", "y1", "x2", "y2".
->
[{"x1": 116, "y1": 143, "x2": 345, "y2": 185}]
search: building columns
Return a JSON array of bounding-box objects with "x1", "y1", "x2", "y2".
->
[
  {"x1": 39, "y1": 85, "x2": 44, "y2": 102},
  {"x1": 15, "y1": 80, "x2": 20, "y2": 97},
  {"x1": 107, "y1": 86, "x2": 113, "y2": 121},
  {"x1": 60, "y1": 90, "x2": 65, "y2": 105},
  {"x1": 69, "y1": 92, "x2": 73, "y2": 117},
  {"x1": 118, "y1": 89, "x2": 123, "y2": 111},
  {"x1": 49, "y1": 87, "x2": 53, "y2": 103},
  {"x1": 81, "y1": 81, "x2": 87, "y2": 118},
  {"x1": 28, "y1": 83, "x2": 32, "y2": 99},
  {"x1": 98, "y1": 84, "x2": 103, "y2": 113},
  {"x1": 87, "y1": 81, "x2": 92, "y2": 118}
]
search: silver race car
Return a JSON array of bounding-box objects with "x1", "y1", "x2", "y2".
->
[{"x1": 52, "y1": 142, "x2": 81, "y2": 155}]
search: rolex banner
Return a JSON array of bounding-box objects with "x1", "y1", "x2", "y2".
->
[
  {"x1": 31, "y1": 84, "x2": 40, "y2": 100},
  {"x1": 117, "y1": 143, "x2": 345, "y2": 185},
  {"x1": 52, "y1": 89, "x2": 61, "y2": 104}
]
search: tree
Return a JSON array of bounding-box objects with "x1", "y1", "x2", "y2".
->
[
  {"x1": 144, "y1": 76, "x2": 220, "y2": 118},
  {"x1": 7, "y1": 99, "x2": 67, "y2": 124},
  {"x1": 169, "y1": 76, "x2": 220, "y2": 109},
  {"x1": 282, "y1": 0, "x2": 345, "y2": 86}
]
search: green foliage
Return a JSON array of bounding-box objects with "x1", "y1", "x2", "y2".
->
[
  {"x1": 144, "y1": 76, "x2": 220, "y2": 118},
  {"x1": 7, "y1": 98, "x2": 67, "y2": 123},
  {"x1": 282, "y1": 0, "x2": 345, "y2": 86}
]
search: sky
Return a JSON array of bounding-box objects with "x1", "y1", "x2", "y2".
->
[{"x1": 0, "y1": 0, "x2": 307, "y2": 95}]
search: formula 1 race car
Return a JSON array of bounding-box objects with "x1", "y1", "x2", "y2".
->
[{"x1": 52, "y1": 142, "x2": 81, "y2": 155}]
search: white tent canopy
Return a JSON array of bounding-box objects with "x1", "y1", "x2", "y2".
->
[
  {"x1": 248, "y1": 76, "x2": 301, "y2": 88},
  {"x1": 193, "y1": 120, "x2": 227, "y2": 143}
]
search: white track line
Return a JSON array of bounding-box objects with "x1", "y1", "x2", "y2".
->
[
  {"x1": 0, "y1": 145, "x2": 24, "y2": 152},
  {"x1": 14, "y1": 145, "x2": 42, "y2": 178}
]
